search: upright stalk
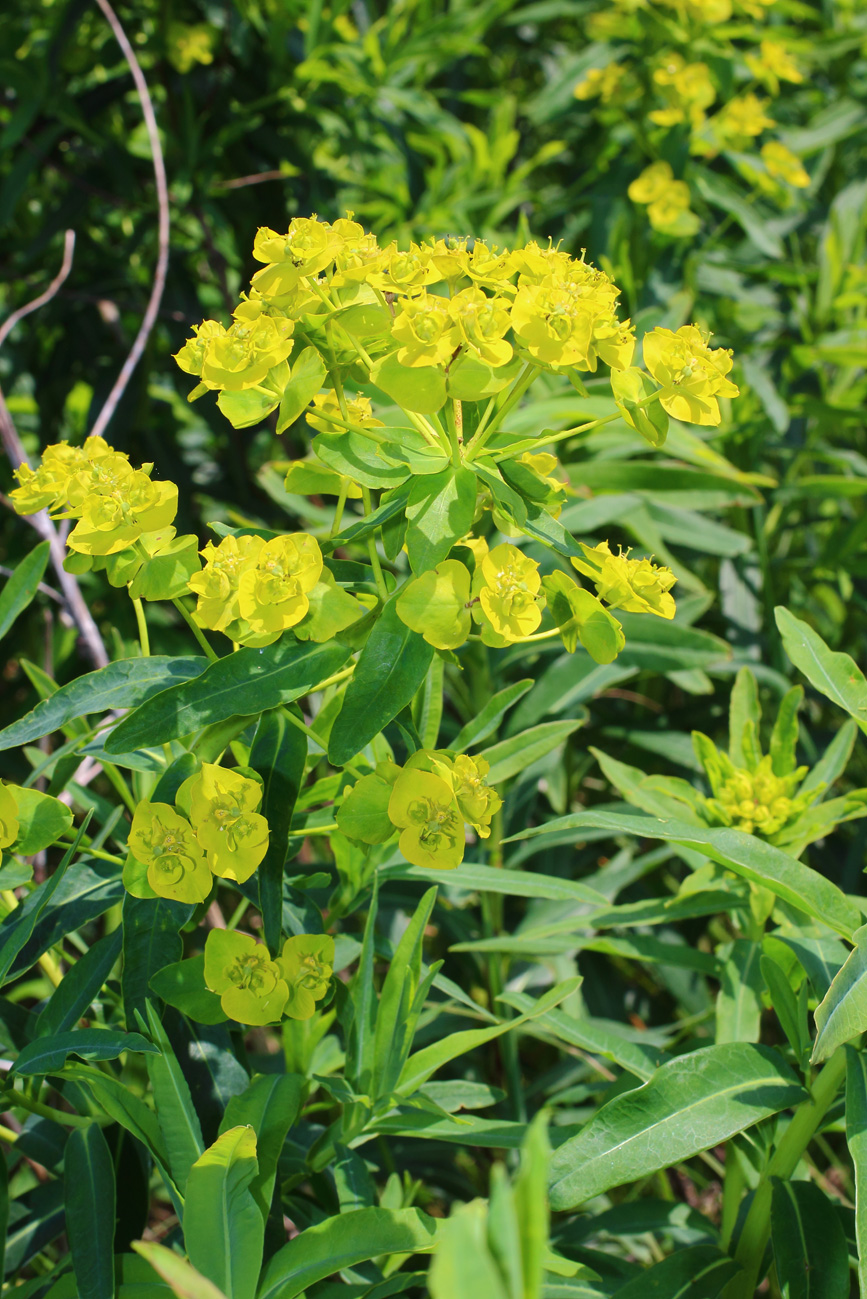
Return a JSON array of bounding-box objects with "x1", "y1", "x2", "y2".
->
[{"x1": 723, "y1": 1048, "x2": 848, "y2": 1299}]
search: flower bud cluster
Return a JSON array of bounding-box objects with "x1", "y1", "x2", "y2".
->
[{"x1": 698, "y1": 752, "x2": 812, "y2": 838}]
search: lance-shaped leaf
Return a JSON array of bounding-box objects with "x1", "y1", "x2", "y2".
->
[
  {"x1": 184, "y1": 1127, "x2": 263, "y2": 1299},
  {"x1": 549, "y1": 1042, "x2": 804, "y2": 1209},
  {"x1": 776, "y1": 606, "x2": 867, "y2": 734}
]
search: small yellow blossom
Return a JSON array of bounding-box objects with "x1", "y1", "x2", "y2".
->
[
  {"x1": 761, "y1": 141, "x2": 809, "y2": 188},
  {"x1": 388, "y1": 768, "x2": 465, "y2": 870},
  {"x1": 236, "y1": 533, "x2": 323, "y2": 643},
  {"x1": 279, "y1": 934, "x2": 335, "y2": 1019},
  {"x1": 184, "y1": 764, "x2": 269, "y2": 884},
  {"x1": 642, "y1": 324, "x2": 739, "y2": 425},
  {"x1": 128, "y1": 803, "x2": 211, "y2": 905},
  {"x1": 391, "y1": 292, "x2": 460, "y2": 368},
  {"x1": 475, "y1": 543, "x2": 543, "y2": 640},
  {"x1": 204, "y1": 929, "x2": 289, "y2": 1025},
  {"x1": 572, "y1": 542, "x2": 676, "y2": 619}
]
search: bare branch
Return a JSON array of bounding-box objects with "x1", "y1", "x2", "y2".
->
[
  {"x1": 0, "y1": 230, "x2": 76, "y2": 354},
  {"x1": 0, "y1": 389, "x2": 110, "y2": 669},
  {"x1": 88, "y1": 0, "x2": 170, "y2": 443}
]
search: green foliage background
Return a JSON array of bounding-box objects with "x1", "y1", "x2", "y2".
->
[{"x1": 2, "y1": 0, "x2": 867, "y2": 1296}]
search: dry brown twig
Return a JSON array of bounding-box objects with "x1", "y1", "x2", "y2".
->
[{"x1": 89, "y1": 0, "x2": 170, "y2": 443}]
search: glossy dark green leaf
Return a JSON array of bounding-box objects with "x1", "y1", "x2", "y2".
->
[
  {"x1": 250, "y1": 708, "x2": 307, "y2": 953},
  {"x1": 10, "y1": 1029, "x2": 158, "y2": 1077},
  {"x1": 549, "y1": 1043, "x2": 804, "y2": 1209},
  {"x1": 610, "y1": 1245, "x2": 739, "y2": 1298},
  {"x1": 329, "y1": 594, "x2": 434, "y2": 766},
  {"x1": 105, "y1": 641, "x2": 350, "y2": 752},
  {"x1": 142, "y1": 1002, "x2": 204, "y2": 1194},
  {"x1": 771, "y1": 1178, "x2": 849, "y2": 1299},
  {"x1": 0, "y1": 657, "x2": 207, "y2": 751},
  {"x1": 9, "y1": 859, "x2": 122, "y2": 982},
  {"x1": 258, "y1": 1208, "x2": 439, "y2": 1299},
  {"x1": 64, "y1": 1124, "x2": 116, "y2": 1299},
  {"x1": 149, "y1": 954, "x2": 226, "y2": 1025},
  {"x1": 220, "y1": 1073, "x2": 304, "y2": 1219},
  {"x1": 35, "y1": 929, "x2": 122, "y2": 1037},
  {"x1": 0, "y1": 540, "x2": 50, "y2": 642},
  {"x1": 121, "y1": 894, "x2": 193, "y2": 1028}
]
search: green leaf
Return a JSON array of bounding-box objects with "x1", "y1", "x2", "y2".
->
[
  {"x1": 769, "y1": 686, "x2": 803, "y2": 777},
  {"x1": 35, "y1": 930, "x2": 122, "y2": 1037},
  {"x1": 381, "y1": 861, "x2": 606, "y2": 906},
  {"x1": 10, "y1": 1029, "x2": 158, "y2": 1077},
  {"x1": 328, "y1": 593, "x2": 434, "y2": 766},
  {"x1": 398, "y1": 979, "x2": 581, "y2": 1096},
  {"x1": 716, "y1": 941, "x2": 763, "y2": 1045},
  {"x1": 217, "y1": 386, "x2": 279, "y2": 429},
  {"x1": 11, "y1": 787, "x2": 73, "y2": 854},
  {"x1": 0, "y1": 657, "x2": 207, "y2": 752},
  {"x1": 609, "y1": 369, "x2": 668, "y2": 449},
  {"x1": 149, "y1": 954, "x2": 227, "y2": 1024},
  {"x1": 122, "y1": 894, "x2": 193, "y2": 1028},
  {"x1": 370, "y1": 353, "x2": 447, "y2": 412},
  {"x1": 184, "y1": 1127, "x2": 263, "y2": 1299},
  {"x1": 499, "y1": 992, "x2": 669, "y2": 1083},
  {"x1": 277, "y1": 345, "x2": 327, "y2": 432},
  {"x1": 0, "y1": 540, "x2": 50, "y2": 641},
  {"x1": 313, "y1": 430, "x2": 409, "y2": 489},
  {"x1": 761, "y1": 954, "x2": 809, "y2": 1066},
  {"x1": 258, "y1": 1207, "x2": 438, "y2": 1299},
  {"x1": 143, "y1": 1001, "x2": 205, "y2": 1194},
  {"x1": 64, "y1": 1124, "x2": 116, "y2": 1299},
  {"x1": 128, "y1": 535, "x2": 203, "y2": 603},
  {"x1": 450, "y1": 680, "x2": 534, "y2": 752},
  {"x1": 132, "y1": 1242, "x2": 227, "y2": 1299},
  {"x1": 729, "y1": 666, "x2": 761, "y2": 766},
  {"x1": 776, "y1": 606, "x2": 867, "y2": 734},
  {"x1": 549, "y1": 1043, "x2": 804, "y2": 1209},
  {"x1": 428, "y1": 1200, "x2": 510, "y2": 1299},
  {"x1": 610, "y1": 1246, "x2": 740, "y2": 1298},
  {"x1": 219, "y1": 1074, "x2": 304, "y2": 1220},
  {"x1": 479, "y1": 721, "x2": 583, "y2": 784},
  {"x1": 373, "y1": 887, "x2": 439, "y2": 1100},
  {"x1": 405, "y1": 466, "x2": 477, "y2": 574},
  {"x1": 505, "y1": 810, "x2": 861, "y2": 938},
  {"x1": 770, "y1": 1178, "x2": 850, "y2": 1299},
  {"x1": 250, "y1": 709, "x2": 307, "y2": 953},
  {"x1": 847, "y1": 1046, "x2": 867, "y2": 1299},
  {"x1": 106, "y1": 642, "x2": 350, "y2": 752},
  {"x1": 812, "y1": 926, "x2": 867, "y2": 1063}
]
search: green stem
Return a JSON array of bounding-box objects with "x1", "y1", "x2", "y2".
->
[
  {"x1": 171, "y1": 597, "x2": 219, "y2": 662},
  {"x1": 4, "y1": 1089, "x2": 96, "y2": 1129},
  {"x1": 280, "y1": 706, "x2": 364, "y2": 777},
  {"x1": 723, "y1": 1048, "x2": 848, "y2": 1299},
  {"x1": 503, "y1": 389, "x2": 663, "y2": 458},
  {"x1": 464, "y1": 361, "x2": 538, "y2": 461},
  {"x1": 361, "y1": 486, "x2": 389, "y2": 601},
  {"x1": 132, "y1": 597, "x2": 150, "y2": 657},
  {"x1": 331, "y1": 483, "x2": 349, "y2": 537}
]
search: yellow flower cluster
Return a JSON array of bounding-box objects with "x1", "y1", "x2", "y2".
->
[
  {"x1": 574, "y1": 2, "x2": 811, "y2": 234},
  {"x1": 189, "y1": 532, "x2": 324, "y2": 647},
  {"x1": 204, "y1": 928, "x2": 334, "y2": 1026},
  {"x1": 125, "y1": 764, "x2": 269, "y2": 904},
  {"x1": 174, "y1": 215, "x2": 635, "y2": 404},
  {"x1": 337, "y1": 749, "x2": 502, "y2": 870},
  {"x1": 10, "y1": 437, "x2": 178, "y2": 558}
]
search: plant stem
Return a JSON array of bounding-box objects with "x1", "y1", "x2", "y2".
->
[
  {"x1": 132, "y1": 596, "x2": 150, "y2": 656},
  {"x1": 361, "y1": 486, "x2": 389, "y2": 601},
  {"x1": 464, "y1": 361, "x2": 538, "y2": 461},
  {"x1": 171, "y1": 597, "x2": 219, "y2": 662},
  {"x1": 723, "y1": 1047, "x2": 848, "y2": 1299}
]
